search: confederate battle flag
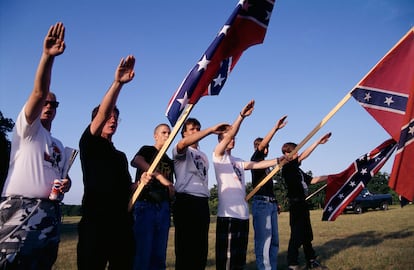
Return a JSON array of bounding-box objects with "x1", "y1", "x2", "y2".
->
[
  {"x1": 351, "y1": 27, "x2": 414, "y2": 201},
  {"x1": 165, "y1": 0, "x2": 275, "y2": 126}
]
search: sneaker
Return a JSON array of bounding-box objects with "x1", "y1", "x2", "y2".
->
[{"x1": 307, "y1": 259, "x2": 328, "y2": 269}]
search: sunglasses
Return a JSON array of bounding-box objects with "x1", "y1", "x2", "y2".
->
[{"x1": 44, "y1": 100, "x2": 59, "y2": 108}]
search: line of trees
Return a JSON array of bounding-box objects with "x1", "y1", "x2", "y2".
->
[
  {"x1": 207, "y1": 170, "x2": 398, "y2": 215},
  {"x1": 1, "y1": 110, "x2": 398, "y2": 217},
  {"x1": 0, "y1": 111, "x2": 14, "y2": 192},
  {"x1": 61, "y1": 170, "x2": 396, "y2": 217}
]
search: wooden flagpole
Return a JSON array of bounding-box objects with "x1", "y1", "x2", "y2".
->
[
  {"x1": 245, "y1": 28, "x2": 411, "y2": 202},
  {"x1": 245, "y1": 92, "x2": 352, "y2": 201},
  {"x1": 128, "y1": 104, "x2": 195, "y2": 211},
  {"x1": 305, "y1": 183, "x2": 327, "y2": 201}
]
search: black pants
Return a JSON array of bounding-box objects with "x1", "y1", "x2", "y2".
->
[
  {"x1": 287, "y1": 200, "x2": 316, "y2": 266},
  {"x1": 215, "y1": 217, "x2": 249, "y2": 270},
  {"x1": 77, "y1": 215, "x2": 134, "y2": 270},
  {"x1": 173, "y1": 193, "x2": 210, "y2": 270}
]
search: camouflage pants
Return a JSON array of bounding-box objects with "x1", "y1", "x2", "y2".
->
[{"x1": 0, "y1": 197, "x2": 61, "y2": 270}]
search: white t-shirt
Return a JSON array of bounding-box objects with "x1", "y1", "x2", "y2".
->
[
  {"x1": 172, "y1": 145, "x2": 210, "y2": 197},
  {"x1": 213, "y1": 152, "x2": 249, "y2": 220},
  {"x1": 2, "y1": 105, "x2": 66, "y2": 199}
]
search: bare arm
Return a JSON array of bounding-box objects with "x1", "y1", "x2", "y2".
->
[
  {"x1": 243, "y1": 157, "x2": 279, "y2": 170},
  {"x1": 90, "y1": 55, "x2": 135, "y2": 135},
  {"x1": 25, "y1": 22, "x2": 65, "y2": 124},
  {"x1": 214, "y1": 100, "x2": 254, "y2": 158},
  {"x1": 257, "y1": 115, "x2": 287, "y2": 151},
  {"x1": 298, "y1": 132, "x2": 332, "y2": 162},
  {"x1": 131, "y1": 155, "x2": 172, "y2": 185},
  {"x1": 311, "y1": 175, "x2": 328, "y2": 184},
  {"x1": 176, "y1": 123, "x2": 229, "y2": 154}
]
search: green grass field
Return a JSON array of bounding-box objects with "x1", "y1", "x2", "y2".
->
[{"x1": 53, "y1": 204, "x2": 414, "y2": 270}]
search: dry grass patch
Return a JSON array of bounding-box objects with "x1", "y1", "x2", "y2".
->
[{"x1": 53, "y1": 204, "x2": 414, "y2": 270}]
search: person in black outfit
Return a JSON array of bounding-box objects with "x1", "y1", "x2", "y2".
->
[
  {"x1": 251, "y1": 115, "x2": 287, "y2": 270},
  {"x1": 77, "y1": 55, "x2": 137, "y2": 269},
  {"x1": 281, "y1": 132, "x2": 331, "y2": 270},
  {"x1": 130, "y1": 123, "x2": 175, "y2": 270}
]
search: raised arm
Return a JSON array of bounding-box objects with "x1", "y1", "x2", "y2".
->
[
  {"x1": 257, "y1": 115, "x2": 287, "y2": 151},
  {"x1": 214, "y1": 100, "x2": 254, "y2": 157},
  {"x1": 25, "y1": 22, "x2": 66, "y2": 124},
  {"x1": 176, "y1": 122, "x2": 229, "y2": 153},
  {"x1": 298, "y1": 132, "x2": 332, "y2": 162},
  {"x1": 90, "y1": 55, "x2": 135, "y2": 135}
]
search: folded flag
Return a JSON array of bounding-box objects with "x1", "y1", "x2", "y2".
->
[
  {"x1": 165, "y1": 0, "x2": 275, "y2": 126},
  {"x1": 351, "y1": 27, "x2": 414, "y2": 201},
  {"x1": 322, "y1": 139, "x2": 397, "y2": 221}
]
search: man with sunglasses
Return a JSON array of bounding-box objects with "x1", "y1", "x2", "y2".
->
[{"x1": 0, "y1": 22, "x2": 71, "y2": 269}]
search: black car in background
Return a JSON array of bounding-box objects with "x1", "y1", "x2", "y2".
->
[{"x1": 345, "y1": 188, "x2": 392, "y2": 214}]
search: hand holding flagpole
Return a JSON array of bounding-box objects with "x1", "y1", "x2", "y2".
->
[
  {"x1": 246, "y1": 27, "x2": 412, "y2": 202},
  {"x1": 128, "y1": 104, "x2": 194, "y2": 211},
  {"x1": 130, "y1": 0, "x2": 276, "y2": 210}
]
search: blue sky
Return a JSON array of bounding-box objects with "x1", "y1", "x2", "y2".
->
[{"x1": 1, "y1": 0, "x2": 413, "y2": 205}]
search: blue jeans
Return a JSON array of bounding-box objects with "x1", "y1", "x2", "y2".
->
[
  {"x1": 133, "y1": 200, "x2": 170, "y2": 270},
  {"x1": 252, "y1": 196, "x2": 279, "y2": 270}
]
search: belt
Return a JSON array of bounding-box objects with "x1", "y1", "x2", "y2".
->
[
  {"x1": 254, "y1": 195, "x2": 277, "y2": 203},
  {"x1": 137, "y1": 190, "x2": 169, "y2": 204},
  {"x1": 289, "y1": 197, "x2": 306, "y2": 202}
]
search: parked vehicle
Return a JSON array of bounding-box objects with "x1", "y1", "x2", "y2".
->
[{"x1": 345, "y1": 188, "x2": 392, "y2": 214}]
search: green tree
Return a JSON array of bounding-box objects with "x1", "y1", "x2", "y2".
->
[
  {"x1": 209, "y1": 184, "x2": 219, "y2": 215},
  {"x1": 367, "y1": 171, "x2": 391, "y2": 194},
  {"x1": 208, "y1": 169, "x2": 396, "y2": 215},
  {"x1": 61, "y1": 204, "x2": 82, "y2": 216},
  {"x1": 366, "y1": 171, "x2": 398, "y2": 203},
  {"x1": 0, "y1": 111, "x2": 15, "y2": 191}
]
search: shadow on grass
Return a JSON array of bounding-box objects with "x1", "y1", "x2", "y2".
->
[
  {"x1": 317, "y1": 229, "x2": 413, "y2": 256},
  {"x1": 274, "y1": 229, "x2": 413, "y2": 270}
]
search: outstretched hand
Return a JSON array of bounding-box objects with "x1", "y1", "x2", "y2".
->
[
  {"x1": 276, "y1": 115, "x2": 288, "y2": 130},
  {"x1": 319, "y1": 132, "x2": 332, "y2": 144},
  {"x1": 115, "y1": 55, "x2": 135, "y2": 84},
  {"x1": 44, "y1": 22, "x2": 65, "y2": 56},
  {"x1": 240, "y1": 100, "x2": 255, "y2": 118},
  {"x1": 214, "y1": 123, "x2": 231, "y2": 134}
]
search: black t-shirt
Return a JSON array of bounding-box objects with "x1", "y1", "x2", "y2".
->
[
  {"x1": 251, "y1": 149, "x2": 275, "y2": 197},
  {"x1": 133, "y1": 145, "x2": 174, "y2": 202},
  {"x1": 281, "y1": 158, "x2": 312, "y2": 200},
  {"x1": 79, "y1": 126, "x2": 132, "y2": 218}
]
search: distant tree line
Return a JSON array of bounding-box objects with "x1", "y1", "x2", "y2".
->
[
  {"x1": 60, "y1": 170, "x2": 398, "y2": 216},
  {"x1": 0, "y1": 111, "x2": 14, "y2": 192},
  {"x1": 207, "y1": 170, "x2": 398, "y2": 215},
  {"x1": 1, "y1": 110, "x2": 399, "y2": 216}
]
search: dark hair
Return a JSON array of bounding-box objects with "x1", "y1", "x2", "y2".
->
[
  {"x1": 281, "y1": 142, "x2": 296, "y2": 154},
  {"x1": 254, "y1": 137, "x2": 263, "y2": 149},
  {"x1": 180, "y1": 118, "x2": 201, "y2": 137},
  {"x1": 91, "y1": 105, "x2": 119, "y2": 121}
]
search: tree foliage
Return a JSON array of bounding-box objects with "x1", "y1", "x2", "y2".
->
[
  {"x1": 208, "y1": 169, "x2": 395, "y2": 215},
  {"x1": 0, "y1": 111, "x2": 15, "y2": 191},
  {"x1": 0, "y1": 111, "x2": 14, "y2": 137},
  {"x1": 61, "y1": 204, "x2": 82, "y2": 216}
]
